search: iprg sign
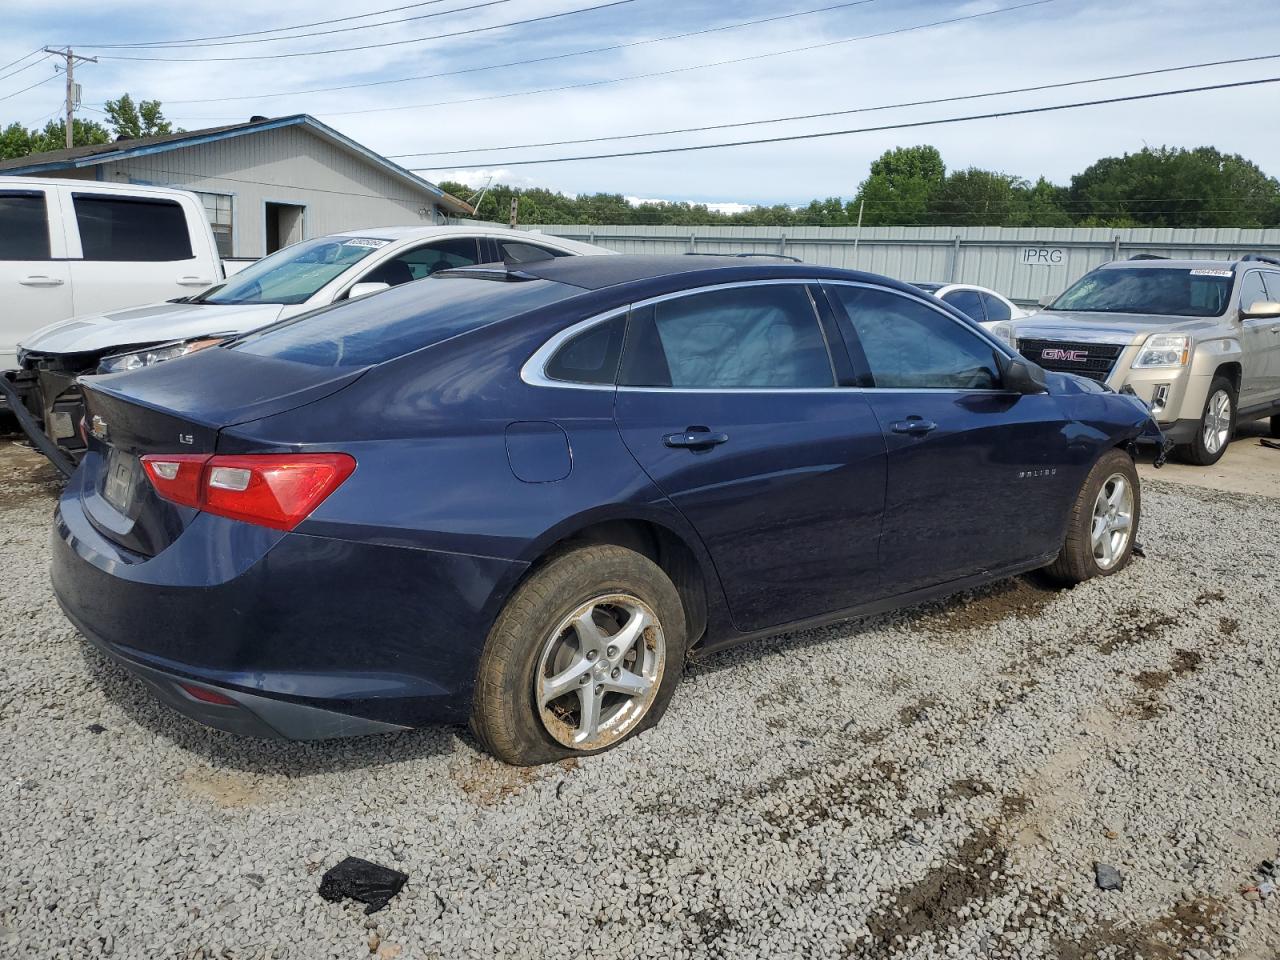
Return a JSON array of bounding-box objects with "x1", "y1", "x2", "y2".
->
[{"x1": 1020, "y1": 247, "x2": 1067, "y2": 266}]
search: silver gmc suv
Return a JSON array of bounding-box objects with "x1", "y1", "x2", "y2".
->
[{"x1": 998, "y1": 256, "x2": 1280, "y2": 465}]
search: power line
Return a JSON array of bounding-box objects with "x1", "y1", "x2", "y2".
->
[
  {"x1": 407, "y1": 75, "x2": 1280, "y2": 168},
  {"x1": 173, "y1": 0, "x2": 1055, "y2": 119},
  {"x1": 0, "y1": 52, "x2": 51, "y2": 83},
  {"x1": 91, "y1": 0, "x2": 639, "y2": 61},
  {"x1": 76, "y1": 0, "x2": 467, "y2": 47},
  {"x1": 160, "y1": 0, "x2": 881, "y2": 105},
  {"x1": 86, "y1": 0, "x2": 519, "y2": 50},
  {"x1": 0, "y1": 72, "x2": 60, "y2": 103},
  {"x1": 0, "y1": 47, "x2": 44, "y2": 74},
  {"x1": 389, "y1": 53, "x2": 1280, "y2": 160}
]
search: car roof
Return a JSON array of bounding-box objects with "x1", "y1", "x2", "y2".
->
[
  {"x1": 320, "y1": 225, "x2": 590, "y2": 242},
  {"x1": 487, "y1": 254, "x2": 868, "y2": 291},
  {"x1": 1099, "y1": 258, "x2": 1255, "y2": 271}
]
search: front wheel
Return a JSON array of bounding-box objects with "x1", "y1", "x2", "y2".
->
[
  {"x1": 471, "y1": 544, "x2": 686, "y2": 766},
  {"x1": 1176, "y1": 376, "x2": 1236, "y2": 465},
  {"x1": 1044, "y1": 449, "x2": 1141, "y2": 585},
  {"x1": 1270, "y1": 414, "x2": 1280, "y2": 439}
]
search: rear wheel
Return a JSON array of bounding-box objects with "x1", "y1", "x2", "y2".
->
[
  {"x1": 1044, "y1": 449, "x2": 1140, "y2": 585},
  {"x1": 1270, "y1": 415, "x2": 1280, "y2": 439},
  {"x1": 471, "y1": 544, "x2": 685, "y2": 766},
  {"x1": 1177, "y1": 376, "x2": 1236, "y2": 465}
]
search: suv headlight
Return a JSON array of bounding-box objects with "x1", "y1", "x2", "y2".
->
[
  {"x1": 97, "y1": 337, "x2": 228, "y2": 374},
  {"x1": 990, "y1": 323, "x2": 1016, "y2": 349},
  {"x1": 1133, "y1": 333, "x2": 1190, "y2": 369}
]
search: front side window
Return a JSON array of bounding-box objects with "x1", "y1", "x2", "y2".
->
[
  {"x1": 0, "y1": 191, "x2": 50, "y2": 260},
  {"x1": 371, "y1": 238, "x2": 482, "y2": 284},
  {"x1": 196, "y1": 235, "x2": 388, "y2": 305},
  {"x1": 1049, "y1": 267, "x2": 1233, "y2": 318},
  {"x1": 1239, "y1": 271, "x2": 1268, "y2": 312},
  {"x1": 545, "y1": 315, "x2": 626, "y2": 384},
  {"x1": 828, "y1": 285, "x2": 1002, "y2": 390},
  {"x1": 196, "y1": 191, "x2": 233, "y2": 258},
  {"x1": 72, "y1": 194, "x2": 193, "y2": 261},
  {"x1": 619, "y1": 284, "x2": 834, "y2": 389},
  {"x1": 1264, "y1": 272, "x2": 1280, "y2": 303},
  {"x1": 942, "y1": 288, "x2": 985, "y2": 321}
]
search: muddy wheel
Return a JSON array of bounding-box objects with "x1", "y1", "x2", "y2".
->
[
  {"x1": 471, "y1": 544, "x2": 685, "y2": 766},
  {"x1": 1176, "y1": 376, "x2": 1236, "y2": 466},
  {"x1": 1044, "y1": 448, "x2": 1141, "y2": 585}
]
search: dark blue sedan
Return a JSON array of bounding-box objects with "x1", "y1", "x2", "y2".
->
[{"x1": 52, "y1": 256, "x2": 1160, "y2": 764}]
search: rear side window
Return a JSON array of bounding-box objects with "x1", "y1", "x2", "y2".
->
[
  {"x1": 981, "y1": 292, "x2": 1012, "y2": 322},
  {"x1": 0, "y1": 192, "x2": 50, "y2": 260},
  {"x1": 498, "y1": 240, "x2": 573, "y2": 263},
  {"x1": 828, "y1": 285, "x2": 1002, "y2": 390},
  {"x1": 545, "y1": 315, "x2": 625, "y2": 384},
  {"x1": 942, "y1": 289, "x2": 985, "y2": 321},
  {"x1": 619, "y1": 284, "x2": 834, "y2": 389},
  {"x1": 72, "y1": 194, "x2": 194, "y2": 261}
]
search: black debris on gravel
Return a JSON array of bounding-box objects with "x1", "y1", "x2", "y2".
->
[
  {"x1": 1095, "y1": 862, "x2": 1124, "y2": 891},
  {"x1": 318, "y1": 857, "x2": 408, "y2": 915},
  {"x1": 86, "y1": 724, "x2": 107, "y2": 735}
]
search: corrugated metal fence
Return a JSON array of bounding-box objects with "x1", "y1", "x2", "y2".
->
[{"x1": 519, "y1": 225, "x2": 1280, "y2": 305}]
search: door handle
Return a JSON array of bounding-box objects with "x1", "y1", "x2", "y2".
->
[
  {"x1": 19, "y1": 275, "x2": 64, "y2": 287},
  {"x1": 663, "y1": 428, "x2": 729, "y2": 449},
  {"x1": 176, "y1": 276, "x2": 212, "y2": 286},
  {"x1": 890, "y1": 418, "x2": 938, "y2": 436}
]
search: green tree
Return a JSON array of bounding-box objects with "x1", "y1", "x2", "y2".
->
[
  {"x1": 853, "y1": 145, "x2": 946, "y2": 225},
  {"x1": 1, "y1": 117, "x2": 110, "y2": 159},
  {"x1": 103, "y1": 93, "x2": 175, "y2": 140},
  {"x1": 1069, "y1": 146, "x2": 1280, "y2": 228}
]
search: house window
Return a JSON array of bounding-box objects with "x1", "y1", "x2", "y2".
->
[{"x1": 197, "y1": 192, "x2": 233, "y2": 258}]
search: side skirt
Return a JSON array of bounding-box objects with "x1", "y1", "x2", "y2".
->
[{"x1": 691, "y1": 551, "x2": 1059, "y2": 659}]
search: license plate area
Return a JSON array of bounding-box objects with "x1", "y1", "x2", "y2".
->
[{"x1": 102, "y1": 448, "x2": 138, "y2": 514}]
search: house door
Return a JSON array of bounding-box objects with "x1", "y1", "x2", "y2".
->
[{"x1": 265, "y1": 202, "x2": 305, "y2": 254}]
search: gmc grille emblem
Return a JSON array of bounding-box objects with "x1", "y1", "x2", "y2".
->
[{"x1": 1041, "y1": 348, "x2": 1088, "y2": 362}]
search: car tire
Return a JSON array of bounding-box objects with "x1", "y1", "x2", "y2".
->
[
  {"x1": 1270, "y1": 414, "x2": 1280, "y2": 439},
  {"x1": 471, "y1": 544, "x2": 686, "y2": 766},
  {"x1": 1176, "y1": 375, "x2": 1236, "y2": 466},
  {"x1": 1044, "y1": 448, "x2": 1141, "y2": 585}
]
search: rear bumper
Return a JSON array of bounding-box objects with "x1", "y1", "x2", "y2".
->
[{"x1": 52, "y1": 470, "x2": 528, "y2": 739}]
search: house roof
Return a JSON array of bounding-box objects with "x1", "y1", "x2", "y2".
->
[{"x1": 0, "y1": 114, "x2": 473, "y2": 215}]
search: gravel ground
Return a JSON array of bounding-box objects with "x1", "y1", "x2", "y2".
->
[{"x1": 2, "y1": 437, "x2": 1280, "y2": 960}]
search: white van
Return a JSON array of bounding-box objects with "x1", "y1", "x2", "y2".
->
[{"x1": 0, "y1": 177, "x2": 222, "y2": 368}]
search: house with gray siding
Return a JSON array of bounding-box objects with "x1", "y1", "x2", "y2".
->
[{"x1": 0, "y1": 114, "x2": 471, "y2": 259}]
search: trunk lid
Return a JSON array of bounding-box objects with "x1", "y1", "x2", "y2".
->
[{"x1": 77, "y1": 346, "x2": 366, "y2": 557}]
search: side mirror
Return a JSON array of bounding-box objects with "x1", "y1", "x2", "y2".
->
[
  {"x1": 1037, "y1": 294, "x2": 1056, "y2": 308},
  {"x1": 348, "y1": 281, "x2": 390, "y2": 300},
  {"x1": 1001, "y1": 354, "x2": 1048, "y2": 395},
  {"x1": 1242, "y1": 300, "x2": 1280, "y2": 319}
]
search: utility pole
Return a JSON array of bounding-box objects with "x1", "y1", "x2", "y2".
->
[
  {"x1": 43, "y1": 47, "x2": 97, "y2": 149},
  {"x1": 509, "y1": 196, "x2": 519, "y2": 229}
]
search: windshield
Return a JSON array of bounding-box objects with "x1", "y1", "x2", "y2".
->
[
  {"x1": 1049, "y1": 267, "x2": 1233, "y2": 318},
  {"x1": 195, "y1": 236, "x2": 390, "y2": 306}
]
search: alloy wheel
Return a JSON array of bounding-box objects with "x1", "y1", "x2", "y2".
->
[
  {"x1": 1201, "y1": 389, "x2": 1232, "y2": 455},
  {"x1": 1090, "y1": 472, "x2": 1134, "y2": 570},
  {"x1": 534, "y1": 594, "x2": 665, "y2": 750}
]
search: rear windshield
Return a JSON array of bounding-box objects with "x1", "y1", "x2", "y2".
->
[
  {"x1": 1049, "y1": 267, "x2": 1233, "y2": 317},
  {"x1": 230, "y1": 275, "x2": 576, "y2": 368}
]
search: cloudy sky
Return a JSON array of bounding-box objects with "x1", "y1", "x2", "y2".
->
[{"x1": 3, "y1": 0, "x2": 1277, "y2": 207}]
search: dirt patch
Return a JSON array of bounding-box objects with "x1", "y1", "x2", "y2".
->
[
  {"x1": 897, "y1": 695, "x2": 939, "y2": 727},
  {"x1": 1135, "y1": 669, "x2": 1172, "y2": 692},
  {"x1": 1194, "y1": 589, "x2": 1227, "y2": 607},
  {"x1": 0, "y1": 442, "x2": 63, "y2": 510},
  {"x1": 449, "y1": 755, "x2": 553, "y2": 806},
  {"x1": 1050, "y1": 896, "x2": 1229, "y2": 960},
  {"x1": 1172, "y1": 649, "x2": 1202, "y2": 674},
  {"x1": 1097, "y1": 608, "x2": 1181, "y2": 655},
  {"x1": 1129, "y1": 649, "x2": 1204, "y2": 718},
  {"x1": 916, "y1": 577, "x2": 1058, "y2": 632},
  {"x1": 1219, "y1": 616, "x2": 1240, "y2": 637},
  {"x1": 947, "y1": 778, "x2": 994, "y2": 801},
  {"x1": 861, "y1": 828, "x2": 1009, "y2": 955},
  {"x1": 179, "y1": 768, "x2": 272, "y2": 808}
]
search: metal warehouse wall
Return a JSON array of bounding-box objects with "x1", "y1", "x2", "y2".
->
[
  {"x1": 76, "y1": 126, "x2": 446, "y2": 258},
  {"x1": 522, "y1": 224, "x2": 1280, "y2": 304}
]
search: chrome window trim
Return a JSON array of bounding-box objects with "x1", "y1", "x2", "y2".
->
[
  {"x1": 521, "y1": 278, "x2": 837, "y2": 391},
  {"x1": 520, "y1": 277, "x2": 1022, "y2": 394}
]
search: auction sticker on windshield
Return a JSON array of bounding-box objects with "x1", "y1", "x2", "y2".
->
[
  {"x1": 342, "y1": 238, "x2": 390, "y2": 248},
  {"x1": 1190, "y1": 269, "x2": 1233, "y2": 277}
]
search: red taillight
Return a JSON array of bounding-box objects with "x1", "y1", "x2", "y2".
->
[
  {"x1": 140, "y1": 453, "x2": 355, "y2": 531},
  {"x1": 178, "y1": 682, "x2": 237, "y2": 705}
]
